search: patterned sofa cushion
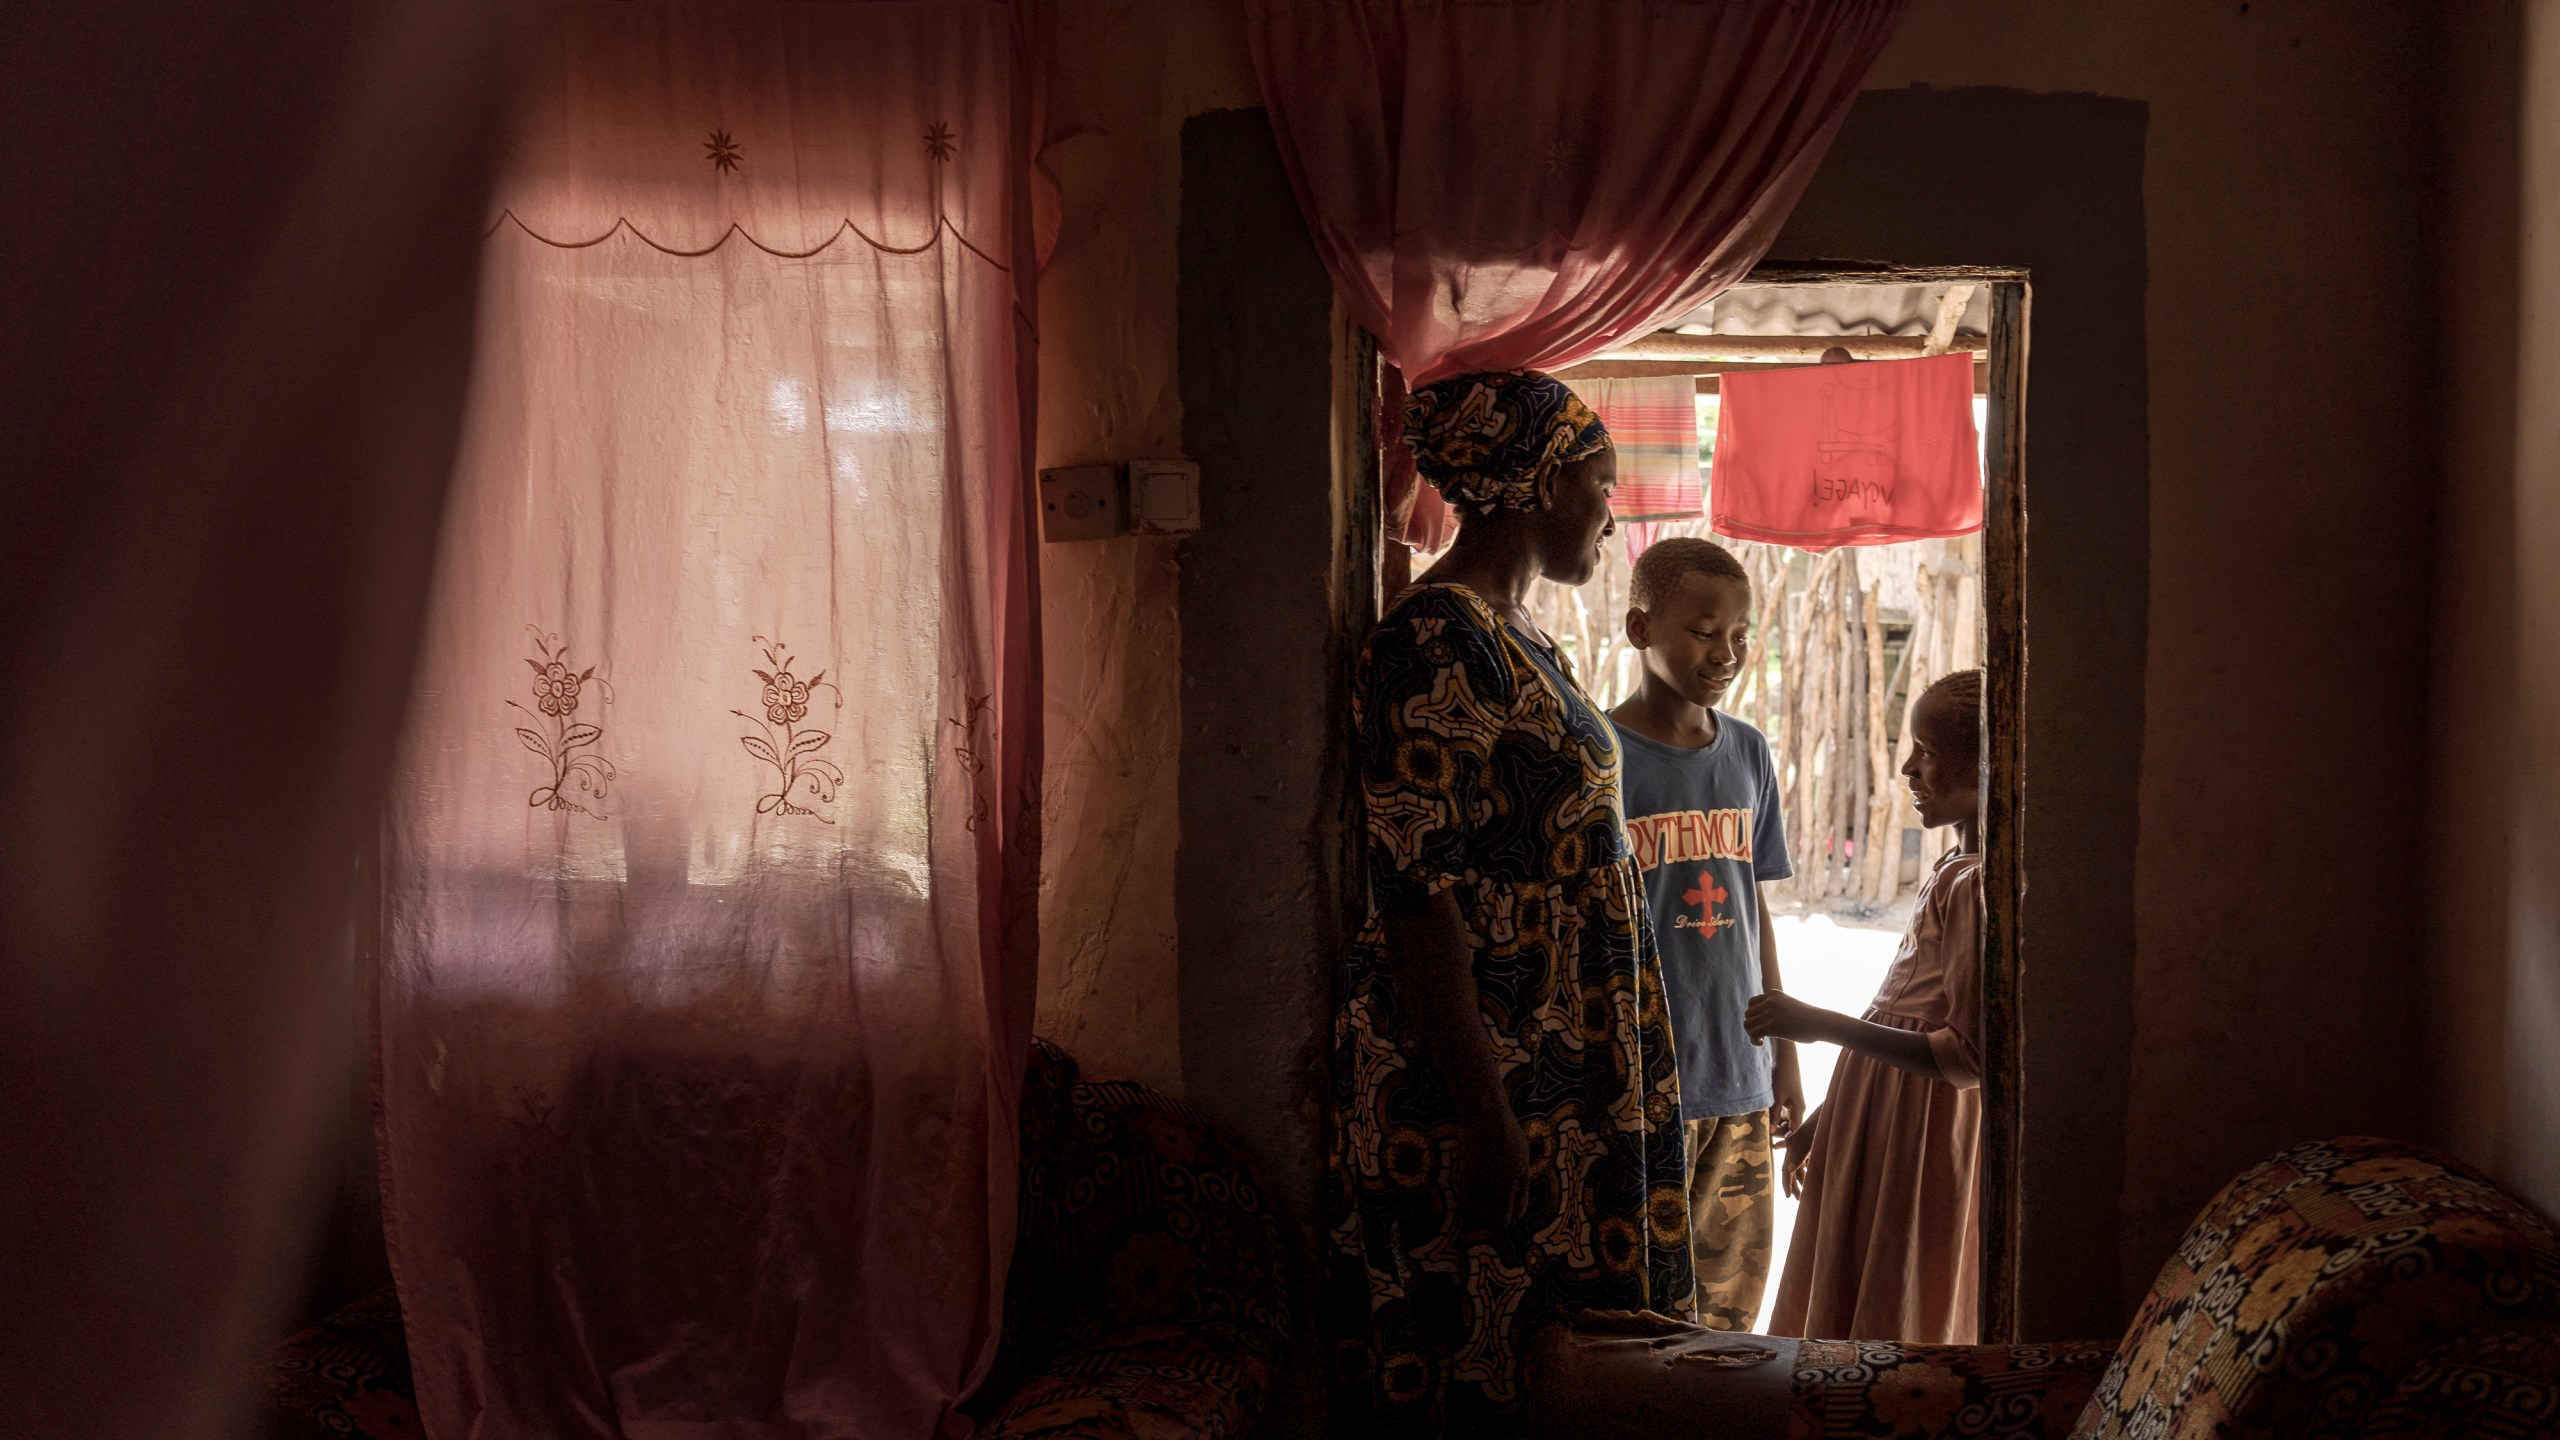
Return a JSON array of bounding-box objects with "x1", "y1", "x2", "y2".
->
[
  {"x1": 1788, "y1": 1339, "x2": 2117, "y2": 1440},
  {"x1": 264, "y1": 1290, "x2": 422, "y2": 1439},
  {"x1": 2071, "y1": 1136, "x2": 2560, "y2": 1440},
  {"x1": 974, "y1": 1323, "x2": 1280, "y2": 1440},
  {"x1": 969, "y1": 1041, "x2": 1293, "y2": 1438},
  {"x1": 2359, "y1": 1325, "x2": 2560, "y2": 1438}
]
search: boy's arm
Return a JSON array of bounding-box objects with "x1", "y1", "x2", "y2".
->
[{"x1": 1753, "y1": 884, "x2": 1805, "y2": 1140}]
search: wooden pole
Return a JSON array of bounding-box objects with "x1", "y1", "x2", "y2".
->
[
  {"x1": 1978, "y1": 278, "x2": 2030, "y2": 1346},
  {"x1": 1870, "y1": 616, "x2": 1917, "y2": 907},
  {"x1": 1788, "y1": 556, "x2": 1824, "y2": 900},
  {"x1": 1778, "y1": 555, "x2": 1815, "y2": 893},
  {"x1": 1822, "y1": 558, "x2": 1847, "y2": 900},
  {"x1": 1925, "y1": 567, "x2": 1960, "y2": 871},
  {"x1": 1839, "y1": 594, "x2": 1861, "y2": 898},
  {"x1": 1860, "y1": 582, "x2": 1895, "y2": 902},
  {"x1": 1842, "y1": 595, "x2": 1867, "y2": 900},
  {"x1": 1748, "y1": 548, "x2": 1787, "y2": 736}
]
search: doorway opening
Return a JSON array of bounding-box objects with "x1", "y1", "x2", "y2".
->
[{"x1": 1371, "y1": 265, "x2": 2029, "y2": 1337}]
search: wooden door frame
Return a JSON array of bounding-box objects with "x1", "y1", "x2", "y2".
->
[
  {"x1": 1345, "y1": 261, "x2": 2032, "y2": 1340},
  {"x1": 1742, "y1": 261, "x2": 2030, "y2": 1341}
]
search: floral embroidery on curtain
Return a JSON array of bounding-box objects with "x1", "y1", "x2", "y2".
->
[
  {"x1": 379, "y1": 4, "x2": 1044, "y2": 1437},
  {"x1": 734, "y1": 637, "x2": 842, "y2": 820},
  {"x1": 507, "y1": 629, "x2": 615, "y2": 817}
]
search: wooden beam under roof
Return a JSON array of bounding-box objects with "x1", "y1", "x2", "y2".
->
[
  {"x1": 1554, "y1": 353, "x2": 1991, "y2": 396},
  {"x1": 1597, "y1": 331, "x2": 1988, "y2": 363}
]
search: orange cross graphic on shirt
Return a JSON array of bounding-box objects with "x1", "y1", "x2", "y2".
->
[{"x1": 1683, "y1": 871, "x2": 1728, "y2": 926}]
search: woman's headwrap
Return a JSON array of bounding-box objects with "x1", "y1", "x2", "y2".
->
[{"x1": 1403, "y1": 369, "x2": 1612, "y2": 515}]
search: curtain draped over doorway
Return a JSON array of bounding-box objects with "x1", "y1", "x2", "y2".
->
[
  {"x1": 1243, "y1": 0, "x2": 1908, "y2": 549},
  {"x1": 378, "y1": 5, "x2": 1043, "y2": 1436}
]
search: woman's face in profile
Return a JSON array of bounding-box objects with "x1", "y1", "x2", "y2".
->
[{"x1": 1537, "y1": 446, "x2": 1618, "y2": 587}]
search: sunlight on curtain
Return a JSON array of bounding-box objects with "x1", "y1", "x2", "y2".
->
[
  {"x1": 1246, "y1": 0, "x2": 1908, "y2": 547},
  {"x1": 378, "y1": 6, "x2": 1040, "y2": 1435}
]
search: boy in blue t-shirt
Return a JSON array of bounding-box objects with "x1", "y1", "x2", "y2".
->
[{"x1": 1608, "y1": 537, "x2": 1804, "y2": 1330}]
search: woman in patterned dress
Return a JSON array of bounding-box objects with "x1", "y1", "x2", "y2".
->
[{"x1": 1329, "y1": 370, "x2": 1695, "y2": 1436}]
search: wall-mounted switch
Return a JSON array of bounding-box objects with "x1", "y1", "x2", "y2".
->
[
  {"x1": 1129, "y1": 459, "x2": 1202, "y2": 535},
  {"x1": 1039, "y1": 464, "x2": 1125, "y2": 542}
]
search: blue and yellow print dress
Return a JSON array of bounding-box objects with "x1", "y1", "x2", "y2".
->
[{"x1": 1328, "y1": 583, "x2": 1694, "y2": 1436}]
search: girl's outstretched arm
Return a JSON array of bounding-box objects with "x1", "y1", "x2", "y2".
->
[{"x1": 1743, "y1": 991, "x2": 1945, "y2": 1081}]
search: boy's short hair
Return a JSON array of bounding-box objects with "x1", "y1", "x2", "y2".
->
[
  {"x1": 1629, "y1": 536, "x2": 1749, "y2": 612},
  {"x1": 1917, "y1": 667, "x2": 1985, "y2": 762}
]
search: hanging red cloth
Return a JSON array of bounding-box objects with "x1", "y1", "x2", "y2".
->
[
  {"x1": 1246, "y1": 0, "x2": 1909, "y2": 548},
  {"x1": 1710, "y1": 352, "x2": 1983, "y2": 551}
]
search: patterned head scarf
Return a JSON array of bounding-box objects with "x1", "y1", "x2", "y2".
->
[{"x1": 1403, "y1": 369, "x2": 1612, "y2": 515}]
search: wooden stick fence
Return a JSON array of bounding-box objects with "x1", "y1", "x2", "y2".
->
[{"x1": 1525, "y1": 527, "x2": 1982, "y2": 912}]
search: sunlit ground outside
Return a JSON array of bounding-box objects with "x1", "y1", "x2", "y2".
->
[{"x1": 1751, "y1": 908, "x2": 1904, "y2": 1331}]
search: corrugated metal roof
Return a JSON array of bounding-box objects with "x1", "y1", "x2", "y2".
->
[{"x1": 1659, "y1": 281, "x2": 1992, "y2": 339}]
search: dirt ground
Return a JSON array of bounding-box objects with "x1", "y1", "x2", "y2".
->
[{"x1": 1753, "y1": 907, "x2": 1906, "y2": 1329}]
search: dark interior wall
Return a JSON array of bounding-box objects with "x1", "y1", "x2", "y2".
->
[
  {"x1": 2107, "y1": 11, "x2": 2441, "y2": 1310},
  {"x1": 1767, "y1": 88, "x2": 2151, "y2": 1339},
  {"x1": 2497, "y1": 0, "x2": 2560, "y2": 1212},
  {"x1": 1176, "y1": 107, "x2": 1349, "y2": 1436},
  {"x1": 2425, "y1": 0, "x2": 2523, "y2": 1191},
  {"x1": 1832, "y1": 2, "x2": 2445, "y2": 1329}
]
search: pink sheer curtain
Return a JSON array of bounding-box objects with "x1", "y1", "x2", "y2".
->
[
  {"x1": 1246, "y1": 0, "x2": 1907, "y2": 548},
  {"x1": 0, "y1": 3, "x2": 506, "y2": 1430},
  {"x1": 378, "y1": 5, "x2": 1042, "y2": 1437}
]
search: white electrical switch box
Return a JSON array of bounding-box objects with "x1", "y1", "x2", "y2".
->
[
  {"x1": 1038, "y1": 464, "x2": 1125, "y2": 542},
  {"x1": 1128, "y1": 459, "x2": 1202, "y2": 536}
]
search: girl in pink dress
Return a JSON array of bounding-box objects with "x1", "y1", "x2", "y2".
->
[{"x1": 1744, "y1": 669, "x2": 1984, "y2": 1343}]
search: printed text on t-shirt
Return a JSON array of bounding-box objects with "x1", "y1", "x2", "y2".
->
[{"x1": 1625, "y1": 808, "x2": 1756, "y2": 873}]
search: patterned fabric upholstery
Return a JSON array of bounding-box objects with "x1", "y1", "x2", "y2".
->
[
  {"x1": 2071, "y1": 1135, "x2": 2560, "y2": 1440},
  {"x1": 1782, "y1": 1136, "x2": 2560, "y2": 1440},
  {"x1": 2361, "y1": 1325, "x2": 2560, "y2": 1438},
  {"x1": 264, "y1": 1041, "x2": 1289, "y2": 1440},
  {"x1": 969, "y1": 1040, "x2": 1293, "y2": 1438},
  {"x1": 263, "y1": 1291, "x2": 421, "y2": 1439},
  {"x1": 1788, "y1": 1340, "x2": 2116, "y2": 1440}
]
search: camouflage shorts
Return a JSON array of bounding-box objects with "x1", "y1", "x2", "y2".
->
[{"x1": 1684, "y1": 1110, "x2": 1776, "y2": 1330}]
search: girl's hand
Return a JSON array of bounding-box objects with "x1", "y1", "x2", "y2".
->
[
  {"x1": 1744, "y1": 989, "x2": 1830, "y2": 1045},
  {"x1": 1782, "y1": 1107, "x2": 1821, "y2": 1199}
]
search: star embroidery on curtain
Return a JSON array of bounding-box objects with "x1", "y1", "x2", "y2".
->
[
  {"x1": 703, "y1": 129, "x2": 744, "y2": 173},
  {"x1": 925, "y1": 121, "x2": 957, "y2": 163}
]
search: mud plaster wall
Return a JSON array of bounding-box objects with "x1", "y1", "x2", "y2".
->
[
  {"x1": 2425, "y1": 0, "x2": 2525, "y2": 1205},
  {"x1": 1844, "y1": 3, "x2": 2441, "y2": 1328},
  {"x1": 1032, "y1": 3, "x2": 1255, "y2": 1093},
  {"x1": 2506, "y1": 0, "x2": 2560, "y2": 1216},
  {"x1": 1177, "y1": 109, "x2": 1348, "y2": 1435},
  {"x1": 2433, "y1": 0, "x2": 2560, "y2": 1215}
]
